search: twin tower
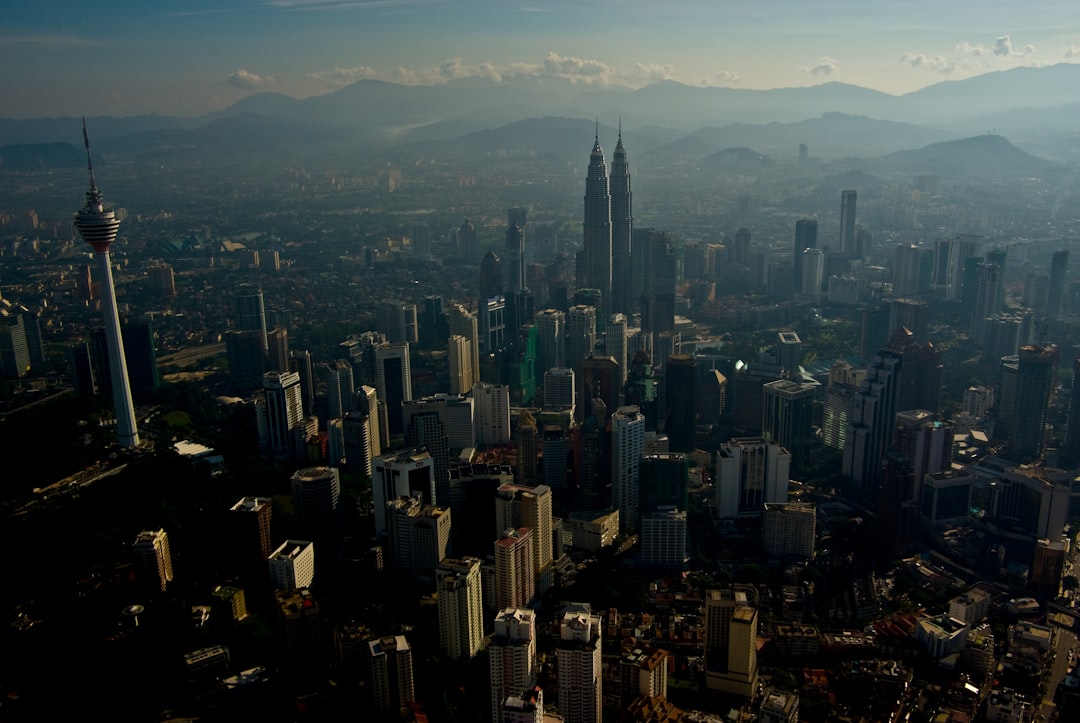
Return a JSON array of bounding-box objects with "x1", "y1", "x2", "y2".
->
[{"x1": 584, "y1": 127, "x2": 633, "y2": 318}]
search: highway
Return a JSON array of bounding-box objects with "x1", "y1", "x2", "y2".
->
[{"x1": 157, "y1": 342, "x2": 226, "y2": 368}]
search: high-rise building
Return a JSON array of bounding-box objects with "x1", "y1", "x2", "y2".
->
[
  {"x1": 490, "y1": 608, "x2": 538, "y2": 723},
  {"x1": 640, "y1": 231, "x2": 677, "y2": 351},
  {"x1": 447, "y1": 304, "x2": 480, "y2": 385},
  {"x1": 1065, "y1": 357, "x2": 1080, "y2": 458},
  {"x1": 1048, "y1": 249, "x2": 1069, "y2": 320},
  {"x1": 494, "y1": 527, "x2": 535, "y2": 610},
  {"x1": 320, "y1": 359, "x2": 355, "y2": 422},
  {"x1": 448, "y1": 334, "x2": 476, "y2": 395},
  {"x1": 664, "y1": 355, "x2": 697, "y2": 452},
  {"x1": 639, "y1": 453, "x2": 689, "y2": 515},
  {"x1": 843, "y1": 340, "x2": 904, "y2": 496},
  {"x1": 132, "y1": 528, "x2": 173, "y2": 592},
  {"x1": 387, "y1": 496, "x2": 452, "y2": 587},
  {"x1": 579, "y1": 356, "x2": 619, "y2": 425},
  {"x1": 893, "y1": 243, "x2": 924, "y2": 296},
  {"x1": 583, "y1": 131, "x2": 613, "y2": 309},
  {"x1": 69, "y1": 342, "x2": 96, "y2": 397},
  {"x1": 971, "y1": 263, "x2": 1003, "y2": 341},
  {"x1": 458, "y1": 218, "x2": 476, "y2": 260},
  {"x1": 793, "y1": 218, "x2": 817, "y2": 281},
  {"x1": 474, "y1": 382, "x2": 511, "y2": 445},
  {"x1": 640, "y1": 507, "x2": 687, "y2": 567},
  {"x1": 436, "y1": 556, "x2": 484, "y2": 660},
  {"x1": 544, "y1": 368, "x2": 576, "y2": 412},
  {"x1": 268, "y1": 540, "x2": 315, "y2": 590},
  {"x1": 258, "y1": 370, "x2": 305, "y2": 460},
  {"x1": 610, "y1": 129, "x2": 633, "y2": 316},
  {"x1": 556, "y1": 606, "x2": 603, "y2": 723},
  {"x1": 373, "y1": 449, "x2": 436, "y2": 537},
  {"x1": 506, "y1": 215, "x2": 526, "y2": 295},
  {"x1": 762, "y1": 502, "x2": 816, "y2": 559},
  {"x1": 612, "y1": 406, "x2": 646, "y2": 531},
  {"x1": 619, "y1": 648, "x2": 669, "y2": 708},
  {"x1": 230, "y1": 496, "x2": 274, "y2": 565},
  {"x1": 704, "y1": 587, "x2": 759, "y2": 696},
  {"x1": 495, "y1": 483, "x2": 554, "y2": 594},
  {"x1": 291, "y1": 466, "x2": 341, "y2": 543},
  {"x1": 567, "y1": 305, "x2": 597, "y2": 374},
  {"x1": 542, "y1": 425, "x2": 569, "y2": 492},
  {"x1": 931, "y1": 234, "x2": 983, "y2": 301},
  {"x1": 368, "y1": 635, "x2": 415, "y2": 717},
  {"x1": 234, "y1": 283, "x2": 268, "y2": 351},
  {"x1": 277, "y1": 588, "x2": 323, "y2": 675},
  {"x1": 342, "y1": 385, "x2": 381, "y2": 475},
  {"x1": 534, "y1": 308, "x2": 566, "y2": 378},
  {"x1": 1009, "y1": 344, "x2": 1059, "y2": 462},
  {"x1": 516, "y1": 410, "x2": 539, "y2": 485},
  {"x1": 838, "y1": 190, "x2": 857, "y2": 257},
  {"x1": 716, "y1": 438, "x2": 790, "y2": 518},
  {"x1": 801, "y1": 248, "x2": 825, "y2": 301},
  {"x1": 762, "y1": 379, "x2": 816, "y2": 472},
  {"x1": 73, "y1": 122, "x2": 139, "y2": 447},
  {"x1": 376, "y1": 299, "x2": 419, "y2": 345},
  {"x1": 892, "y1": 410, "x2": 953, "y2": 508},
  {"x1": 606, "y1": 313, "x2": 628, "y2": 388},
  {"x1": 374, "y1": 342, "x2": 412, "y2": 437}
]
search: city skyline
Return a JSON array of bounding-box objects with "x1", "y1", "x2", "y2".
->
[{"x1": 3, "y1": 1, "x2": 1079, "y2": 118}]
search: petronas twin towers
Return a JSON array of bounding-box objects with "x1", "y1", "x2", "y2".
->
[{"x1": 583, "y1": 126, "x2": 633, "y2": 317}]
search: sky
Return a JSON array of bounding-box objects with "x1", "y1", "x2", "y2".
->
[{"x1": 3, "y1": 0, "x2": 1080, "y2": 119}]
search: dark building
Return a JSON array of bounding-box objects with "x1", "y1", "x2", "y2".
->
[
  {"x1": 664, "y1": 354, "x2": 697, "y2": 453},
  {"x1": 1048, "y1": 249, "x2": 1069, "y2": 320},
  {"x1": 610, "y1": 131, "x2": 634, "y2": 317},
  {"x1": 578, "y1": 356, "x2": 620, "y2": 426},
  {"x1": 640, "y1": 230, "x2": 677, "y2": 351},
  {"x1": 583, "y1": 131, "x2": 613, "y2": 311},
  {"x1": 793, "y1": 218, "x2": 818, "y2": 281},
  {"x1": 1064, "y1": 357, "x2": 1080, "y2": 459},
  {"x1": 1008, "y1": 344, "x2": 1059, "y2": 462},
  {"x1": 640, "y1": 453, "x2": 689, "y2": 516},
  {"x1": 69, "y1": 342, "x2": 95, "y2": 397},
  {"x1": 92, "y1": 321, "x2": 161, "y2": 398}
]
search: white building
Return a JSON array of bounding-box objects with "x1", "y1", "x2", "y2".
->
[
  {"x1": 716, "y1": 437, "x2": 790, "y2": 518},
  {"x1": 494, "y1": 528, "x2": 535, "y2": 610},
  {"x1": 268, "y1": 540, "x2": 315, "y2": 590},
  {"x1": 372, "y1": 448, "x2": 435, "y2": 537},
  {"x1": 557, "y1": 607, "x2": 602, "y2": 723},
  {"x1": 612, "y1": 406, "x2": 645, "y2": 531},
  {"x1": 436, "y1": 557, "x2": 484, "y2": 660},
  {"x1": 490, "y1": 608, "x2": 538, "y2": 723},
  {"x1": 448, "y1": 334, "x2": 476, "y2": 396},
  {"x1": 762, "y1": 502, "x2": 816, "y2": 559},
  {"x1": 474, "y1": 382, "x2": 511, "y2": 445},
  {"x1": 495, "y1": 483, "x2": 554, "y2": 594}
]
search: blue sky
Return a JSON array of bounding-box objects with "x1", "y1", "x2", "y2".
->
[{"x1": 3, "y1": 0, "x2": 1079, "y2": 118}]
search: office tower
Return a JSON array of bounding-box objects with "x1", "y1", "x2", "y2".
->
[
  {"x1": 480, "y1": 249, "x2": 505, "y2": 300},
  {"x1": 320, "y1": 359, "x2": 355, "y2": 422},
  {"x1": 372, "y1": 449, "x2": 435, "y2": 537},
  {"x1": 73, "y1": 123, "x2": 139, "y2": 447},
  {"x1": 843, "y1": 340, "x2": 903, "y2": 496},
  {"x1": 995, "y1": 354, "x2": 1021, "y2": 442},
  {"x1": 230, "y1": 496, "x2": 274, "y2": 565},
  {"x1": 224, "y1": 329, "x2": 266, "y2": 387},
  {"x1": 506, "y1": 322, "x2": 538, "y2": 405},
  {"x1": 579, "y1": 356, "x2": 619, "y2": 425},
  {"x1": 258, "y1": 370, "x2": 305, "y2": 460},
  {"x1": 543, "y1": 368, "x2": 576, "y2": 414},
  {"x1": 556, "y1": 607, "x2": 603, "y2": 723},
  {"x1": 376, "y1": 299, "x2": 419, "y2": 345},
  {"x1": 822, "y1": 382, "x2": 855, "y2": 451},
  {"x1": 567, "y1": 304, "x2": 597, "y2": 373},
  {"x1": 800, "y1": 248, "x2": 825, "y2": 301},
  {"x1": 447, "y1": 303, "x2": 480, "y2": 380},
  {"x1": 458, "y1": 218, "x2": 476, "y2": 259},
  {"x1": 495, "y1": 483, "x2": 554, "y2": 594},
  {"x1": 971, "y1": 263, "x2": 1003, "y2": 341},
  {"x1": 793, "y1": 218, "x2": 817, "y2": 281},
  {"x1": 368, "y1": 635, "x2": 415, "y2": 718},
  {"x1": 516, "y1": 410, "x2": 539, "y2": 485},
  {"x1": 988, "y1": 467, "x2": 1070, "y2": 540},
  {"x1": 132, "y1": 528, "x2": 173, "y2": 592},
  {"x1": 640, "y1": 230, "x2": 677, "y2": 350},
  {"x1": 762, "y1": 379, "x2": 816, "y2": 471},
  {"x1": 475, "y1": 382, "x2": 511, "y2": 444},
  {"x1": 715, "y1": 438, "x2": 790, "y2": 518},
  {"x1": 889, "y1": 298, "x2": 929, "y2": 344},
  {"x1": 147, "y1": 263, "x2": 176, "y2": 297},
  {"x1": 706, "y1": 243, "x2": 729, "y2": 284},
  {"x1": 704, "y1": 587, "x2": 759, "y2": 696},
  {"x1": 639, "y1": 453, "x2": 689, "y2": 515},
  {"x1": 610, "y1": 129, "x2": 633, "y2": 315},
  {"x1": 419, "y1": 294, "x2": 447, "y2": 346},
  {"x1": 893, "y1": 332, "x2": 943, "y2": 415},
  {"x1": 448, "y1": 334, "x2": 475, "y2": 395},
  {"x1": 264, "y1": 327, "x2": 289, "y2": 374},
  {"x1": 387, "y1": 496, "x2": 451, "y2": 586},
  {"x1": 1032, "y1": 539, "x2": 1068, "y2": 598},
  {"x1": 858, "y1": 303, "x2": 891, "y2": 361},
  {"x1": 774, "y1": 331, "x2": 802, "y2": 380},
  {"x1": 277, "y1": 588, "x2": 323, "y2": 675},
  {"x1": 535, "y1": 308, "x2": 566, "y2": 380},
  {"x1": 605, "y1": 313, "x2": 628, "y2": 388},
  {"x1": 762, "y1": 502, "x2": 816, "y2": 559},
  {"x1": 411, "y1": 222, "x2": 432, "y2": 260},
  {"x1": 620, "y1": 648, "x2": 669, "y2": 709},
  {"x1": 583, "y1": 130, "x2": 613, "y2": 309},
  {"x1": 1009, "y1": 343, "x2": 1059, "y2": 461},
  {"x1": 436, "y1": 557, "x2": 484, "y2": 660},
  {"x1": 838, "y1": 190, "x2": 857, "y2": 257},
  {"x1": 542, "y1": 425, "x2": 569, "y2": 492},
  {"x1": 290, "y1": 466, "x2": 341, "y2": 543},
  {"x1": 481, "y1": 295, "x2": 508, "y2": 358},
  {"x1": 664, "y1": 354, "x2": 697, "y2": 452},
  {"x1": 118, "y1": 320, "x2": 159, "y2": 394},
  {"x1": 1065, "y1": 358, "x2": 1080, "y2": 458},
  {"x1": 612, "y1": 406, "x2": 646, "y2": 531},
  {"x1": 233, "y1": 283, "x2": 268, "y2": 351},
  {"x1": 640, "y1": 507, "x2": 687, "y2": 567},
  {"x1": 892, "y1": 410, "x2": 953, "y2": 508},
  {"x1": 506, "y1": 220, "x2": 526, "y2": 296},
  {"x1": 931, "y1": 234, "x2": 983, "y2": 300},
  {"x1": 290, "y1": 349, "x2": 315, "y2": 416},
  {"x1": 490, "y1": 608, "x2": 538, "y2": 723},
  {"x1": 374, "y1": 342, "x2": 412, "y2": 436},
  {"x1": 495, "y1": 527, "x2": 535, "y2": 610},
  {"x1": 1048, "y1": 249, "x2": 1069, "y2": 320},
  {"x1": 268, "y1": 540, "x2": 315, "y2": 590},
  {"x1": 963, "y1": 385, "x2": 994, "y2": 418},
  {"x1": 893, "y1": 244, "x2": 923, "y2": 296},
  {"x1": 342, "y1": 386, "x2": 381, "y2": 475},
  {"x1": 403, "y1": 407, "x2": 451, "y2": 507},
  {"x1": 69, "y1": 342, "x2": 95, "y2": 396}
]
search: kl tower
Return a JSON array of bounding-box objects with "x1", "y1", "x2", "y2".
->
[{"x1": 75, "y1": 119, "x2": 140, "y2": 447}]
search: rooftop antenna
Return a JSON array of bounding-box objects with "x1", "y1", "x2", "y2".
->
[
  {"x1": 595, "y1": 117, "x2": 599, "y2": 142},
  {"x1": 81, "y1": 116, "x2": 99, "y2": 195}
]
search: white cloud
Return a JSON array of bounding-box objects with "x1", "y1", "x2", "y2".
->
[
  {"x1": 227, "y1": 69, "x2": 275, "y2": 89},
  {"x1": 899, "y1": 52, "x2": 955, "y2": 74},
  {"x1": 1067, "y1": 46, "x2": 1080, "y2": 59},
  {"x1": 704, "y1": 70, "x2": 742, "y2": 86},
  {"x1": 958, "y1": 35, "x2": 1034, "y2": 58},
  {"x1": 803, "y1": 57, "x2": 839, "y2": 76},
  {"x1": 308, "y1": 65, "x2": 379, "y2": 88}
]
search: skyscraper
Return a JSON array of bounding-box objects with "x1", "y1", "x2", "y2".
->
[
  {"x1": 793, "y1": 218, "x2": 817, "y2": 280},
  {"x1": 495, "y1": 483, "x2": 554, "y2": 594},
  {"x1": 290, "y1": 466, "x2": 341, "y2": 543},
  {"x1": 715, "y1": 438, "x2": 790, "y2": 518},
  {"x1": 664, "y1": 354, "x2": 697, "y2": 452},
  {"x1": 1065, "y1": 357, "x2": 1080, "y2": 459},
  {"x1": 1009, "y1": 344, "x2": 1059, "y2": 462},
  {"x1": 73, "y1": 121, "x2": 139, "y2": 447},
  {"x1": 436, "y1": 557, "x2": 484, "y2": 660},
  {"x1": 368, "y1": 635, "x2": 415, "y2": 717},
  {"x1": 606, "y1": 313, "x2": 628, "y2": 388},
  {"x1": 132, "y1": 528, "x2": 173, "y2": 592},
  {"x1": 567, "y1": 304, "x2": 597, "y2": 374},
  {"x1": 640, "y1": 231, "x2": 677, "y2": 352},
  {"x1": 448, "y1": 334, "x2": 476, "y2": 395},
  {"x1": 610, "y1": 128, "x2": 633, "y2": 316},
  {"x1": 374, "y1": 342, "x2": 412, "y2": 437},
  {"x1": 762, "y1": 379, "x2": 817, "y2": 472},
  {"x1": 268, "y1": 540, "x2": 316, "y2": 590},
  {"x1": 534, "y1": 309, "x2": 566, "y2": 378},
  {"x1": 612, "y1": 406, "x2": 646, "y2": 531},
  {"x1": 230, "y1": 496, "x2": 274, "y2": 565},
  {"x1": 1048, "y1": 249, "x2": 1069, "y2": 320},
  {"x1": 490, "y1": 608, "x2": 538, "y2": 723},
  {"x1": 495, "y1": 527, "x2": 535, "y2": 610},
  {"x1": 583, "y1": 130, "x2": 613, "y2": 307},
  {"x1": 838, "y1": 190, "x2": 857, "y2": 257},
  {"x1": 704, "y1": 587, "x2": 759, "y2": 696},
  {"x1": 372, "y1": 448, "x2": 435, "y2": 537},
  {"x1": 843, "y1": 339, "x2": 904, "y2": 496},
  {"x1": 557, "y1": 606, "x2": 603, "y2": 722},
  {"x1": 321, "y1": 359, "x2": 355, "y2": 422},
  {"x1": 258, "y1": 370, "x2": 305, "y2": 460},
  {"x1": 234, "y1": 284, "x2": 268, "y2": 351},
  {"x1": 506, "y1": 215, "x2": 526, "y2": 295},
  {"x1": 474, "y1": 382, "x2": 511, "y2": 445}
]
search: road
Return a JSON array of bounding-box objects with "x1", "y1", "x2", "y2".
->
[{"x1": 157, "y1": 342, "x2": 226, "y2": 368}]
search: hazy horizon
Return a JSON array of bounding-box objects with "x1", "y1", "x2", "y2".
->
[{"x1": 4, "y1": 0, "x2": 1080, "y2": 119}]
